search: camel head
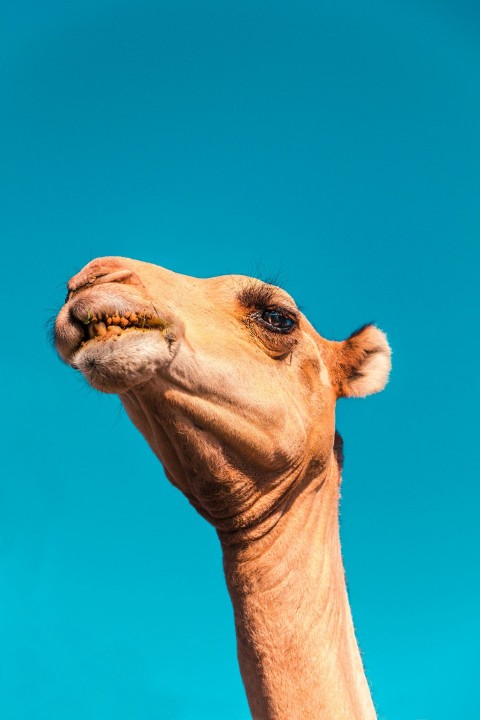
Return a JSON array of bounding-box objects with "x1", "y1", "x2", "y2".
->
[{"x1": 55, "y1": 256, "x2": 391, "y2": 539}]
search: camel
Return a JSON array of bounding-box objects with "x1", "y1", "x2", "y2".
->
[{"x1": 54, "y1": 256, "x2": 391, "y2": 720}]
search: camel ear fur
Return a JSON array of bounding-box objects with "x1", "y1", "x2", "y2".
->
[{"x1": 332, "y1": 324, "x2": 391, "y2": 398}]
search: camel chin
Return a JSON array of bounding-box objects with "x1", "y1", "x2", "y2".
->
[{"x1": 73, "y1": 329, "x2": 169, "y2": 394}]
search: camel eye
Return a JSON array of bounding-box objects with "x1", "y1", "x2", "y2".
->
[{"x1": 260, "y1": 309, "x2": 295, "y2": 332}]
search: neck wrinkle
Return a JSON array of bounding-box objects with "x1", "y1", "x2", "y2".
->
[
  {"x1": 221, "y1": 457, "x2": 377, "y2": 720},
  {"x1": 217, "y1": 456, "x2": 327, "y2": 553}
]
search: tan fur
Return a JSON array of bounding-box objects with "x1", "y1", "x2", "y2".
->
[{"x1": 55, "y1": 257, "x2": 391, "y2": 719}]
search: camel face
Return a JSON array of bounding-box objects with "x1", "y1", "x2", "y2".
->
[{"x1": 55, "y1": 256, "x2": 390, "y2": 532}]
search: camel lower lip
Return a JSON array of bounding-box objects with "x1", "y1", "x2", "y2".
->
[{"x1": 79, "y1": 324, "x2": 161, "y2": 349}]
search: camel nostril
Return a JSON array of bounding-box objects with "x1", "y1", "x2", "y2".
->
[
  {"x1": 67, "y1": 267, "x2": 144, "y2": 296},
  {"x1": 66, "y1": 255, "x2": 142, "y2": 292},
  {"x1": 92, "y1": 269, "x2": 137, "y2": 286}
]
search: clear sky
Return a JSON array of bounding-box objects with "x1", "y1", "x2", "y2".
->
[{"x1": 1, "y1": 1, "x2": 478, "y2": 718}]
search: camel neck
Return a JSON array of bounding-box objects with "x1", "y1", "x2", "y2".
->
[{"x1": 221, "y1": 460, "x2": 377, "y2": 720}]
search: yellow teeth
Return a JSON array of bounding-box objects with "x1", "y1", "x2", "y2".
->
[
  {"x1": 106, "y1": 325, "x2": 122, "y2": 335},
  {"x1": 94, "y1": 321, "x2": 107, "y2": 336},
  {"x1": 82, "y1": 312, "x2": 166, "y2": 343},
  {"x1": 87, "y1": 321, "x2": 107, "y2": 339}
]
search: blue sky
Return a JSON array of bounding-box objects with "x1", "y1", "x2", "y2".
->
[{"x1": 1, "y1": 1, "x2": 478, "y2": 718}]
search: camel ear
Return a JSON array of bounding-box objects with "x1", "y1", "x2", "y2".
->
[{"x1": 332, "y1": 324, "x2": 391, "y2": 398}]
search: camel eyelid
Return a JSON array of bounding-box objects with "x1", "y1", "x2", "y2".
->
[
  {"x1": 237, "y1": 281, "x2": 276, "y2": 309},
  {"x1": 237, "y1": 281, "x2": 298, "y2": 317}
]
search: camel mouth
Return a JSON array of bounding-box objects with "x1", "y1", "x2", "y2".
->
[
  {"x1": 57, "y1": 304, "x2": 177, "y2": 393},
  {"x1": 78, "y1": 310, "x2": 167, "y2": 348}
]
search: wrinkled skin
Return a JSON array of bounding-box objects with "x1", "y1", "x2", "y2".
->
[
  {"x1": 56, "y1": 257, "x2": 335, "y2": 534},
  {"x1": 55, "y1": 256, "x2": 391, "y2": 719}
]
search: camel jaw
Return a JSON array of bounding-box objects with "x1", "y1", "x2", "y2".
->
[
  {"x1": 55, "y1": 292, "x2": 179, "y2": 393},
  {"x1": 72, "y1": 328, "x2": 175, "y2": 394}
]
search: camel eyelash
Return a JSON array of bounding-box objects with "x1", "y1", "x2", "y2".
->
[
  {"x1": 237, "y1": 280, "x2": 299, "y2": 317},
  {"x1": 237, "y1": 280, "x2": 277, "y2": 309}
]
